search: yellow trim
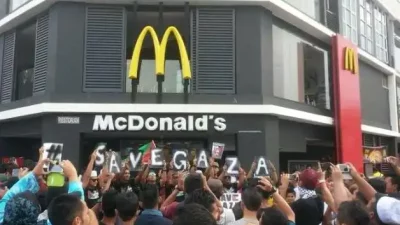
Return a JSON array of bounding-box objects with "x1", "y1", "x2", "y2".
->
[
  {"x1": 128, "y1": 26, "x2": 191, "y2": 81},
  {"x1": 344, "y1": 47, "x2": 358, "y2": 74}
]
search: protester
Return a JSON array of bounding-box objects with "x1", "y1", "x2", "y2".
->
[
  {"x1": 135, "y1": 183, "x2": 172, "y2": 225},
  {"x1": 228, "y1": 187, "x2": 261, "y2": 225},
  {"x1": 2, "y1": 142, "x2": 400, "y2": 225},
  {"x1": 172, "y1": 203, "x2": 217, "y2": 225},
  {"x1": 115, "y1": 192, "x2": 139, "y2": 225},
  {"x1": 99, "y1": 190, "x2": 118, "y2": 225},
  {"x1": 207, "y1": 178, "x2": 236, "y2": 225}
]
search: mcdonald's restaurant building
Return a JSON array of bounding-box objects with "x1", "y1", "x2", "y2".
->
[{"x1": 0, "y1": 1, "x2": 399, "y2": 171}]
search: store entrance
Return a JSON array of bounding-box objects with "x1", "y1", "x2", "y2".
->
[{"x1": 80, "y1": 135, "x2": 208, "y2": 170}]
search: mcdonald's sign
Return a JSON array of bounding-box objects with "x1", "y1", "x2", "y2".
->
[
  {"x1": 344, "y1": 47, "x2": 358, "y2": 74},
  {"x1": 128, "y1": 26, "x2": 191, "y2": 82}
]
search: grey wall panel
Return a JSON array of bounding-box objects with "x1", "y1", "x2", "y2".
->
[
  {"x1": 0, "y1": 35, "x2": 4, "y2": 102},
  {"x1": 33, "y1": 13, "x2": 49, "y2": 94},
  {"x1": 47, "y1": 3, "x2": 86, "y2": 94},
  {"x1": 1, "y1": 32, "x2": 15, "y2": 103},
  {"x1": 83, "y1": 5, "x2": 125, "y2": 92},
  {"x1": 191, "y1": 8, "x2": 236, "y2": 94},
  {"x1": 0, "y1": 117, "x2": 42, "y2": 137},
  {"x1": 0, "y1": 1, "x2": 7, "y2": 21},
  {"x1": 42, "y1": 115, "x2": 81, "y2": 168},
  {"x1": 235, "y1": 6, "x2": 273, "y2": 97},
  {"x1": 279, "y1": 120, "x2": 334, "y2": 153},
  {"x1": 359, "y1": 61, "x2": 391, "y2": 129}
]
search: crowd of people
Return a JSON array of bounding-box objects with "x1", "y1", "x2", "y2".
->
[{"x1": 0, "y1": 147, "x2": 400, "y2": 225}]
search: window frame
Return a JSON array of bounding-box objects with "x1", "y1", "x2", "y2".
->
[
  {"x1": 373, "y1": 7, "x2": 389, "y2": 63},
  {"x1": 358, "y1": 0, "x2": 374, "y2": 54},
  {"x1": 8, "y1": 0, "x2": 32, "y2": 13},
  {"x1": 342, "y1": 0, "x2": 358, "y2": 44}
]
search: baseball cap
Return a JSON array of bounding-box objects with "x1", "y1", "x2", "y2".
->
[
  {"x1": 374, "y1": 193, "x2": 400, "y2": 224},
  {"x1": 299, "y1": 168, "x2": 319, "y2": 190},
  {"x1": 90, "y1": 170, "x2": 98, "y2": 178}
]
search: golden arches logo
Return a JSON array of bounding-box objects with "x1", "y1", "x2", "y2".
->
[
  {"x1": 128, "y1": 26, "x2": 191, "y2": 81},
  {"x1": 344, "y1": 47, "x2": 358, "y2": 74}
]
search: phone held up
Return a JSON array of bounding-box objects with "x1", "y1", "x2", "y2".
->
[{"x1": 337, "y1": 164, "x2": 352, "y2": 180}]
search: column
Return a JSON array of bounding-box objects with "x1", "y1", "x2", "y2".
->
[{"x1": 41, "y1": 116, "x2": 81, "y2": 168}]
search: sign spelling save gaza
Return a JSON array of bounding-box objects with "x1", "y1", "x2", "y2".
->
[{"x1": 95, "y1": 144, "x2": 216, "y2": 173}]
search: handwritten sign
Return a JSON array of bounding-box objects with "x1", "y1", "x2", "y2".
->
[
  {"x1": 196, "y1": 150, "x2": 209, "y2": 169},
  {"x1": 254, "y1": 156, "x2": 269, "y2": 178},
  {"x1": 211, "y1": 142, "x2": 225, "y2": 159},
  {"x1": 220, "y1": 193, "x2": 241, "y2": 209},
  {"x1": 94, "y1": 143, "x2": 107, "y2": 167},
  {"x1": 173, "y1": 150, "x2": 188, "y2": 171},
  {"x1": 225, "y1": 157, "x2": 240, "y2": 176},
  {"x1": 42, "y1": 143, "x2": 63, "y2": 170}
]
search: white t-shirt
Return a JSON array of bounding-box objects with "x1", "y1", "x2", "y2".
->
[{"x1": 218, "y1": 208, "x2": 236, "y2": 225}]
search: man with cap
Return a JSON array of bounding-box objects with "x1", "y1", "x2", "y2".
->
[
  {"x1": 367, "y1": 192, "x2": 400, "y2": 224},
  {"x1": 84, "y1": 170, "x2": 102, "y2": 209}
]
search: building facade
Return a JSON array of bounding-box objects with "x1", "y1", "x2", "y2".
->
[{"x1": 0, "y1": 0, "x2": 399, "y2": 171}]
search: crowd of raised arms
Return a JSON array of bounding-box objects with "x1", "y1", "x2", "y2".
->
[{"x1": 0, "y1": 147, "x2": 400, "y2": 225}]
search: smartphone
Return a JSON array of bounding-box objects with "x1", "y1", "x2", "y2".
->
[
  {"x1": 337, "y1": 164, "x2": 350, "y2": 173},
  {"x1": 320, "y1": 162, "x2": 331, "y2": 171},
  {"x1": 289, "y1": 173, "x2": 298, "y2": 181},
  {"x1": 337, "y1": 164, "x2": 352, "y2": 180},
  {"x1": 11, "y1": 169, "x2": 19, "y2": 177}
]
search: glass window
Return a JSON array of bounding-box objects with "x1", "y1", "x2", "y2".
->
[
  {"x1": 14, "y1": 22, "x2": 36, "y2": 100},
  {"x1": 283, "y1": 0, "x2": 321, "y2": 22},
  {"x1": 273, "y1": 25, "x2": 330, "y2": 109},
  {"x1": 359, "y1": 0, "x2": 373, "y2": 54},
  {"x1": 374, "y1": 7, "x2": 388, "y2": 63},
  {"x1": 125, "y1": 9, "x2": 189, "y2": 93},
  {"x1": 9, "y1": 0, "x2": 31, "y2": 12},
  {"x1": 382, "y1": 76, "x2": 388, "y2": 89},
  {"x1": 342, "y1": 0, "x2": 358, "y2": 44},
  {"x1": 397, "y1": 84, "x2": 400, "y2": 130}
]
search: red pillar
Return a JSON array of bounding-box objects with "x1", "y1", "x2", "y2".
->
[{"x1": 332, "y1": 35, "x2": 363, "y2": 171}]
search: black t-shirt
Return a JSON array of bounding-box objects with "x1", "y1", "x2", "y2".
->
[
  {"x1": 113, "y1": 179, "x2": 141, "y2": 196},
  {"x1": 85, "y1": 186, "x2": 102, "y2": 209}
]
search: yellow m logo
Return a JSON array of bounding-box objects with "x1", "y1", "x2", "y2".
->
[
  {"x1": 344, "y1": 47, "x2": 358, "y2": 74},
  {"x1": 128, "y1": 26, "x2": 191, "y2": 81}
]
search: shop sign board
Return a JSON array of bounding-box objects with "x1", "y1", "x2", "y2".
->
[{"x1": 92, "y1": 115, "x2": 227, "y2": 132}]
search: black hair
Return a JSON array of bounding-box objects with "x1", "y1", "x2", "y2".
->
[
  {"x1": 184, "y1": 189, "x2": 216, "y2": 213},
  {"x1": 140, "y1": 183, "x2": 159, "y2": 209},
  {"x1": 388, "y1": 176, "x2": 400, "y2": 192},
  {"x1": 102, "y1": 190, "x2": 118, "y2": 218},
  {"x1": 241, "y1": 187, "x2": 262, "y2": 212},
  {"x1": 173, "y1": 203, "x2": 217, "y2": 225},
  {"x1": 116, "y1": 192, "x2": 139, "y2": 222},
  {"x1": 48, "y1": 193, "x2": 84, "y2": 225},
  {"x1": 368, "y1": 178, "x2": 386, "y2": 193},
  {"x1": 286, "y1": 187, "x2": 296, "y2": 196},
  {"x1": 46, "y1": 185, "x2": 69, "y2": 208},
  {"x1": 184, "y1": 174, "x2": 203, "y2": 195},
  {"x1": 258, "y1": 207, "x2": 289, "y2": 225},
  {"x1": 355, "y1": 191, "x2": 368, "y2": 205},
  {"x1": 337, "y1": 201, "x2": 370, "y2": 225},
  {"x1": 23, "y1": 159, "x2": 36, "y2": 171}
]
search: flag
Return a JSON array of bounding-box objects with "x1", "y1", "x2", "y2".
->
[{"x1": 139, "y1": 141, "x2": 156, "y2": 164}]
